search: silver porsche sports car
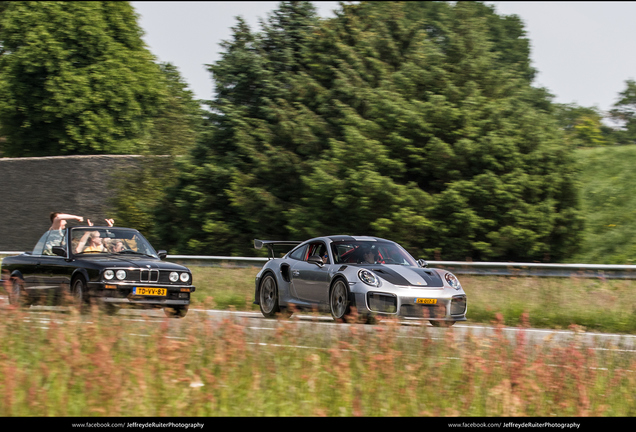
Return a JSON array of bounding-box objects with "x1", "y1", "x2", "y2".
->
[{"x1": 253, "y1": 236, "x2": 467, "y2": 326}]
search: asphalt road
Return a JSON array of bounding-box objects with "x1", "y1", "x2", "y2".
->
[{"x1": 4, "y1": 296, "x2": 635, "y2": 355}]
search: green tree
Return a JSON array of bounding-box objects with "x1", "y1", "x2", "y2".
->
[
  {"x1": 157, "y1": 1, "x2": 583, "y2": 262},
  {"x1": 289, "y1": 1, "x2": 582, "y2": 261},
  {"x1": 110, "y1": 62, "x2": 205, "y2": 243},
  {"x1": 554, "y1": 103, "x2": 610, "y2": 147},
  {"x1": 0, "y1": 1, "x2": 167, "y2": 157},
  {"x1": 609, "y1": 79, "x2": 636, "y2": 145},
  {"x1": 155, "y1": 1, "x2": 323, "y2": 254}
]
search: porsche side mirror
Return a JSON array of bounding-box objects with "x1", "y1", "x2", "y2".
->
[
  {"x1": 307, "y1": 255, "x2": 324, "y2": 267},
  {"x1": 157, "y1": 250, "x2": 167, "y2": 260},
  {"x1": 417, "y1": 259, "x2": 428, "y2": 268}
]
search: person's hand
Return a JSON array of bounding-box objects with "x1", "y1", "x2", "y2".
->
[
  {"x1": 87, "y1": 219, "x2": 93, "y2": 227},
  {"x1": 105, "y1": 219, "x2": 114, "y2": 227}
]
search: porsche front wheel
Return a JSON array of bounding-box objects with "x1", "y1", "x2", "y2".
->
[
  {"x1": 430, "y1": 320, "x2": 456, "y2": 327},
  {"x1": 330, "y1": 279, "x2": 351, "y2": 322}
]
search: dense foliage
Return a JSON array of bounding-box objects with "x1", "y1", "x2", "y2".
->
[
  {"x1": 109, "y1": 62, "x2": 206, "y2": 244},
  {"x1": 156, "y1": 1, "x2": 583, "y2": 262},
  {"x1": 609, "y1": 79, "x2": 636, "y2": 145},
  {"x1": 569, "y1": 145, "x2": 636, "y2": 265},
  {"x1": 0, "y1": 1, "x2": 168, "y2": 156}
]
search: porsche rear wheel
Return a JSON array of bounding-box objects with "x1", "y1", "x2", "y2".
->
[
  {"x1": 330, "y1": 279, "x2": 351, "y2": 322},
  {"x1": 259, "y1": 274, "x2": 281, "y2": 318}
]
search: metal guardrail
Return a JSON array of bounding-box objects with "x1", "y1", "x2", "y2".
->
[
  {"x1": 3, "y1": 251, "x2": 636, "y2": 279},
  {"x1": 161, "y1": 255, "x2": 636, "y2": 279}
]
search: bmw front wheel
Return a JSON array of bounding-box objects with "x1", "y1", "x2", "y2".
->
[
  {"x1": 72, "y1": 276, "x2": 90, "y2": 314},
  {"x1": 164, "y1": 306, "x2": 188, "y2": 318}
]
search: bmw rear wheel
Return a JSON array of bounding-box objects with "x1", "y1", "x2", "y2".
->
[
  {"x1": 9, "y1": 279, "x2": 30, "y2": 308},
  {"x1": 330, "y1": 279, "x2": 351, "y2": 322},
  {"x1": 259, "y1": 274, "x2": 281, "y2": 318}
]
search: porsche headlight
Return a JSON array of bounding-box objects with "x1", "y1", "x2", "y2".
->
[
  {"x1": 180, "y1": 272, "x2": 190, "y2": 283},
  {"x1": 116, "y1": 270, "x2": 127, "y2": 281},
  {"x1": 358, "y1": 269, "x2": 380, "y2": 287},
  {"x1": 445, "y1": 272, "x2": 461, "y2": 290},
  {"x1": 104, "y1": 270, "x2": 114, "y2": 280},
  {"x1": 169, "y1": 272, "x2": 179, "y2": 282}
]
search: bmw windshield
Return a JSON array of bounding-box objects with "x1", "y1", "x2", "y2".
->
[{"x1": 70, "y1": 227, "x2": 158, "y2": 258}]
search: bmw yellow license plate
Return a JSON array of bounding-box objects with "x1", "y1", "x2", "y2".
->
[
  {"x1": 415, "y1": 298, "x2": 437, "y2": 304},
  {"x1": 133, "y1": 287, "x2": 167, "y2": 296}
]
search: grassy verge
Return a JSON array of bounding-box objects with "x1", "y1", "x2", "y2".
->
[
  {"x1": 0, "y1": 304, "x2": 634, "y2": 416},
  {"x1": 2, "y1": 267, "x2": 636, "y2": 416},
  {"x1": 188, "y1": 266, "x2": 636, "y2": 334}
]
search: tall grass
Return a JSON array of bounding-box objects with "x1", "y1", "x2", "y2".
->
[
  {"x1": 2, "y1": 266, "x2": 636, "y2": 416},
  {"x1": 0, "y1": 305, "x2": 634, "y2": 417}
]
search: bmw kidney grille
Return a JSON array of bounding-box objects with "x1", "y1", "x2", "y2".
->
[{"x1": 140, "y1": 269, "x2": 159, "y2": 283}]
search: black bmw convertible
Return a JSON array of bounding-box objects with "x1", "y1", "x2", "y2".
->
[{"x1": 1, "y1": 226, "x2": 195, "y2": 318}]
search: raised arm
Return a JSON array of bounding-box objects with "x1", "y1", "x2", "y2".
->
[
  {"x1": 75, "y1": 231, "x2": 91, "y2": 254},
  {"x1": 50, "y1": 213, "x2": 84, "y2": 230}
]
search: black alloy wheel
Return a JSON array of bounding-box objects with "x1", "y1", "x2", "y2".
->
[
  {"x1": 330, "y1": 279, "x2": 351, "y2": 322},
  {"x1": 259, "y1": 274, "x2": 281, "y2": 318}
]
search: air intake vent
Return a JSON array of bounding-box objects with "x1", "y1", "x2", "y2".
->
[{"x1": 367, "y1": 292, "x2": 397, "y2": 313}]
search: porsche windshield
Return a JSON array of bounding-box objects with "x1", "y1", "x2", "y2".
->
[
  {"x1": 331, "y1": 241, "x2": 417, "y2": 266},
  {"x1": 71, "y1": 228, "x2": 158, "y2": 257}
]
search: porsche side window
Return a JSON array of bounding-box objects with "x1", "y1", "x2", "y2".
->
[
  {"x1": 289, "y1": 245, "x2": 308, "y2": 261},
  {"x1": 307, "y1": 242, "x2": 329, "y2": 263}
]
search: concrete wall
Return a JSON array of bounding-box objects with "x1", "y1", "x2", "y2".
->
[{"x1": 0, "y1": 155, "x2": 142, "y2": 251}]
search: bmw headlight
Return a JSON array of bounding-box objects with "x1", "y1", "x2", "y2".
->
[
  {"x1": 116, "y1": 270, "x2": 127, "y2": 281},
  {"x1": 445, "y1": 273, "x2": 461, "y2": 290},
  {"x1": 180, "y1": 273, "x2": 190, "y2": 283},
  {"x1": 104, "y1": 270, "x2": 114, "y2": 280},
  {"x1": 358, "y1": 269, "x2": 380, "y2": 287},
  {"x1": 169, "y1": 272, "x2": 179, "y2": 282}
]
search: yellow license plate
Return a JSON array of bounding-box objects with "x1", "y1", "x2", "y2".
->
[
  {"x1": 415, "y1": 298, "x2": 437, "y2": 304},
  {"x1": 133, "y1": 287, "x2": 167, "y2": 296}
]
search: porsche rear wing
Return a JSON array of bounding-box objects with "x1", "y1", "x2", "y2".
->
[{"x1": 254, "y1": 239, "x2": 302, "y2": 259}]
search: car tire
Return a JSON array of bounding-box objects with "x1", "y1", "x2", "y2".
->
[
  {"x1": 430, "y1": 320, "x2": 456, "y2": 327},
  {"x1": 330, "y1": 279, "x2": 351, "y2": 322},
  {"x1": 72, "y1": 276, "x2": 90, "y2": 314},
  {"x1": 9, "y1": 278, "x2": 30, "y2": 308},
  {"x1": 164, "y1": 306, "x2": 188, "y2": 318},
  {"x1": 259, "y1": 274, "x2": 281, "y2": 318}
]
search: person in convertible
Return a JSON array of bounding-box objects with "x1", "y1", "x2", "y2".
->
[{"x1": 73, "y1": 219, "x2": 116, "y2": 253}]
